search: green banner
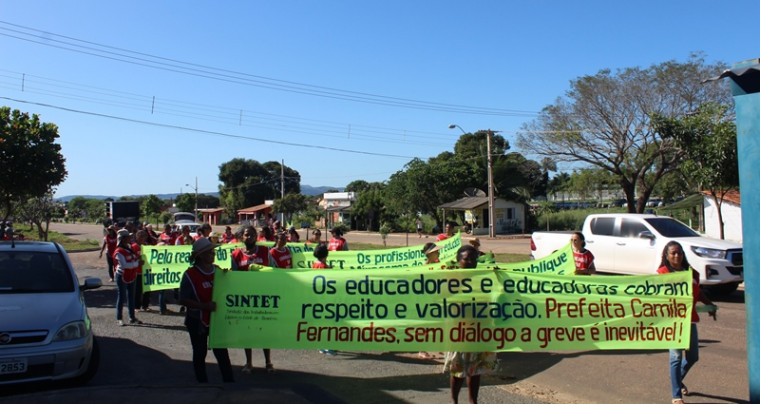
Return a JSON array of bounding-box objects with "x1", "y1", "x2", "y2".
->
[
  {"x1": 140, "y1": 234, "x2": 463, "y2": 291},
  {"x1": 140, "y1": 243, "x2": 238, "y2": 292},
  {"x1": 489, "y1": 243, "x2": 574, "y2": 275},
  {"x1": 208, "y1": 256, "x2": 692, "y2": 351}
]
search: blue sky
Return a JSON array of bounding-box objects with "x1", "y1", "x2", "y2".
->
[{"x1": 0, "y1": 1, "x2": 755, "y2": 198}]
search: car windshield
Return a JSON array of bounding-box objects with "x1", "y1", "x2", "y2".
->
[
  {"x1": 0, "y1": 251, "x2": 74, "y2": 293},
  {"x1": 644, "y1": 217, "x2": 700, "y2": 237}
]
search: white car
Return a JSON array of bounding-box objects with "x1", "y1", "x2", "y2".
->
[{"x1": 0, "y1": 241, "x2": 101, "y2": 385}]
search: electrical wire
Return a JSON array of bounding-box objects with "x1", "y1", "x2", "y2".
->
[{"x1": 0, "y1": 21, "x2": 540, "y2": 117}]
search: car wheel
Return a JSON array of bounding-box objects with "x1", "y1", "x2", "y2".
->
[{"x1": 73, "y1": 336, "x2": 100, "y2": 386}]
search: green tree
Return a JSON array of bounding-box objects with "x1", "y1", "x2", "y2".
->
[
  {"x1": 197, "y1": 194, "x2": 220, "y2": 209},
  {"x1": 351, "y1": 182, "x2": 386, "y2": 231},
  {"x1": 651, "y1": 103, "x2": 738, "y2": 239},
  {"x1": 272, "y1": 193, "x2": 308, "y2": 225},
  {"x1": 0, "y1": 107, "x2": 67, "y2": 222},
  {"x1": 175, "y1": 193, "x2": 196, "y2": 214},
  {"x1": 345, "y1": 180, "x2": 371, "y2": 193},
  {"x1": 15, "y1": 193, "x2": 57, "y2": 239},
  {"x1": 218, "y1": 158, "x2": 301, "y2": 217},
  {"x1": 386, "y1": 156, "x2": 473, "y2": 228},
  {"x1": 547, "y1": 172, "x2": 571, "y2": 201},
  {"x1": 66, "y1": 196, "x2": 89, "y2": 222},
  {"x1": 142, "y1": 194, "x2": 164, "y2": 225},
  {"x1": 519, "y1": 54, "x2": 730, "y2": 213},
  {"x1": 263, "y1": 161, "x2": 301, "y2": 196},
  {"x1": 493, "y1": 153, "x2": 544, "y2": 202}
]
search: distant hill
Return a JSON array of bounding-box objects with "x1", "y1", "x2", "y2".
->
[
  {"x1": 301, "y1": 185, "x2": 343, "y2": 196},
  {"x1": 56, "y1": 185, "x2": 342, "y2": 202}
]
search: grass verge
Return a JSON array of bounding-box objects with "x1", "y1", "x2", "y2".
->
[{"x1": 21, "y1": 230, "x2": 99, "y2": 251}]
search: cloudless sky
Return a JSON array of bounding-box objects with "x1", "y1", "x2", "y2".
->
[{"x1": 0, "y1": 1, "x2": 756, "y2": 198}]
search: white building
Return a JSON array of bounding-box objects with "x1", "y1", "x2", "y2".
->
[{"x1": 702, "y1": 190, "x2": 742, "y2": 242}]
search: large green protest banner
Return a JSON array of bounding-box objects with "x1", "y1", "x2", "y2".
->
[
  {"x1": 140, "y1": 234, "x2": 463, "y2": 292},
  {"x1": 208, "y1": 257, "x2": 692, "y2": 351}
]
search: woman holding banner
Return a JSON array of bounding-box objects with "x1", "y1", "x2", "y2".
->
[
  {"x1": 571, "y1": 232, "x2": 596, "y2": 275},
  {"x1": 443, "y1": 245, "x2": 499, "y2": 404},
  {"x1": 270, "y1": 232, "x2": 293, "y2": 269},
  {"x1": 179, "y1": 238, "x2": 235, "y2": 383},
  {"x1": 231, "y1": 225, "x2": 275, "y2": 374},
  {"x1": 657, "y1": 241, "x2": 716, "y2": 404}
]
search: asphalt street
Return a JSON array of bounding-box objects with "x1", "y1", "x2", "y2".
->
[{"x1": 2, "y1": 223, "x2": 749, "y2": 403}]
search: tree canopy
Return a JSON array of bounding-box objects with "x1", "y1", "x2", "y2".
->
[
  {"x1": 651, "y1": 103, "x2": 738, "y2": 238},
  {"x1": 218, "y1": 158, "x2": 301, "y2": 217},
  {"x1": 518, "y1": 54, "x2": 731, "y2": 212},
  {"x1": 0, "y1": 107, "x2": 67, "y2": 222}
]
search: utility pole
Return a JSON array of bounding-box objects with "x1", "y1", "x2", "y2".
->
[
  {"x1": 486, "y1": 129, "x2": 495, "y2": 238},
  {"x1": 281, "y1": 159, "x2": 285, "y2": 224}
]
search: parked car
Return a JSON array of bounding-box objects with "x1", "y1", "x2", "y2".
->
[
  {"x1": 173, "y1": 212, "x2": 201, "y2": 237},
  {"x1": 530, "y1": 213, "x2": 743, "y2": 294},
  {"x1": 0, "y1": 241, "x2": 102, "y2": 385}
]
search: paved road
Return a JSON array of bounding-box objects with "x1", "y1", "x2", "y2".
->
[{"x1": 4, "y1": 223, "x2": 749, "y2": 403}]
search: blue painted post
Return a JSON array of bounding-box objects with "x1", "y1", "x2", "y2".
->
[{"x1": 716, "y1": 59, "x2": 760, "y2": 401}]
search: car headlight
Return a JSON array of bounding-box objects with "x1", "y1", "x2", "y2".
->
[
  {"x1": 53, "y1": 321, "x2": 88, "y2": 341},
  {"x1": 691, "y1": 246, "x2": 726, "y2": 259}
]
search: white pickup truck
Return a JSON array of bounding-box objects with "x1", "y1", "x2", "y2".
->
[{"x1": 530, "y1": 213, "x2": 744, "y2": 294}]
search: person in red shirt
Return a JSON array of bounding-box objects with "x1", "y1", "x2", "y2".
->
[
  {"x1": 194, "y1": 223, "x2": 212, "y2": 241},
  {"x1": 312, "y1": 244, "x2": 330, "y2": 269},
  {"x1": 328, "y1": 228, "x2": 349, "y2": 251},
  {"x1": 158, "y1": 224, "x2": 177, "y2": 245},
  {"x1": 175, "y1": 225, "x2": 193, "y2": 245},
  {"x1": 258, "y1": 226, "x2": 275, "y2": 242},
  {"x1": 657, "y1": 241, "x2": 715, "y2": 403},
  {"x1": 270, "y1": 232, "x2": 293, "y2": 269},
  {"x1": 570, "y1": 232, "x2": 595, "y2": 275},
  {"x1": 287, "y1": 226, "x2": 300, "y2": 243},
  {"x1": 307, "y1": 229, "x2": 323, "y2": 245},
  {"x1": 178, "y1": 238, "x2": 234, "y2": 383},
  {"x1": 114, "y1": 229, "x2": 141, "y2": 326},
  {"x1": 222, "y1": 226, "x2": 236, "y2": 243},
  {"x1": 132, "y1": 230, "x2": 153, "y2": 313},
  {"x1": 229, "y1": 225, "x2": 275, "y2": 374},
  {"x1": 436, "y1": 222, "x2": 456, "y2": 242},
  {"x1": 99, "y1": 226, "x2": 118, "y2": 282}
]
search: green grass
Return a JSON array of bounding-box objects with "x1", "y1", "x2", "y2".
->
[{"x1": 22, "y1": 230, "x2": 99, "y2": 251}]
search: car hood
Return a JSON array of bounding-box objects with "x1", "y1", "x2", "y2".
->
[
  {"x1": 0, "y1": 292, "x2": 85, "y2": 332},
  {"x1": 674, "y1": 236, "x2": 742, "y2": 250}
]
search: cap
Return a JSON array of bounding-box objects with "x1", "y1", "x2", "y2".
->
[
  {"x1": 421, "y1": 242, "x2": 441, "y2": 255},
  {"x1": 190, "y1": 237, "x2": 220, "y2": 260}
]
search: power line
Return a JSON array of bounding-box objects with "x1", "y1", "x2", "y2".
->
[
  {"x1": 0, "y1": 96, "x2": 418, "y2": 159},
  {"x1": 0, "y1": 21, "x2": 540, "y2": 117},
  {"x1": 0, "y1": 69, "x2": 463, "y2": 147}
]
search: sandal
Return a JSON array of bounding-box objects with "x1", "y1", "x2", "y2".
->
[
  {"x1": 266, "y1": 363, "x2": 275, "y2": 373},
  {"x1": 680, "y1": 382, "x2": 689, "y2": 396}
]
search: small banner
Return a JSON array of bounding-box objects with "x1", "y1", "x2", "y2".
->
[{"x1": 140, "y1": 234, "x2": 463, "y2": 291}]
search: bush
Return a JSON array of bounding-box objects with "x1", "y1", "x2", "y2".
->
[
  {"x1": 331, "y1": 222, "x2": 350, "y2": 235},
  {"x1": 534, "y1": 209, "x2": 592, "y2": 231}
]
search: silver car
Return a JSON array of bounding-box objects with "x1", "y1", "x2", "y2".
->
[{"x1": 0, "y1": 241, "x2": 101, "y2": 385}]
